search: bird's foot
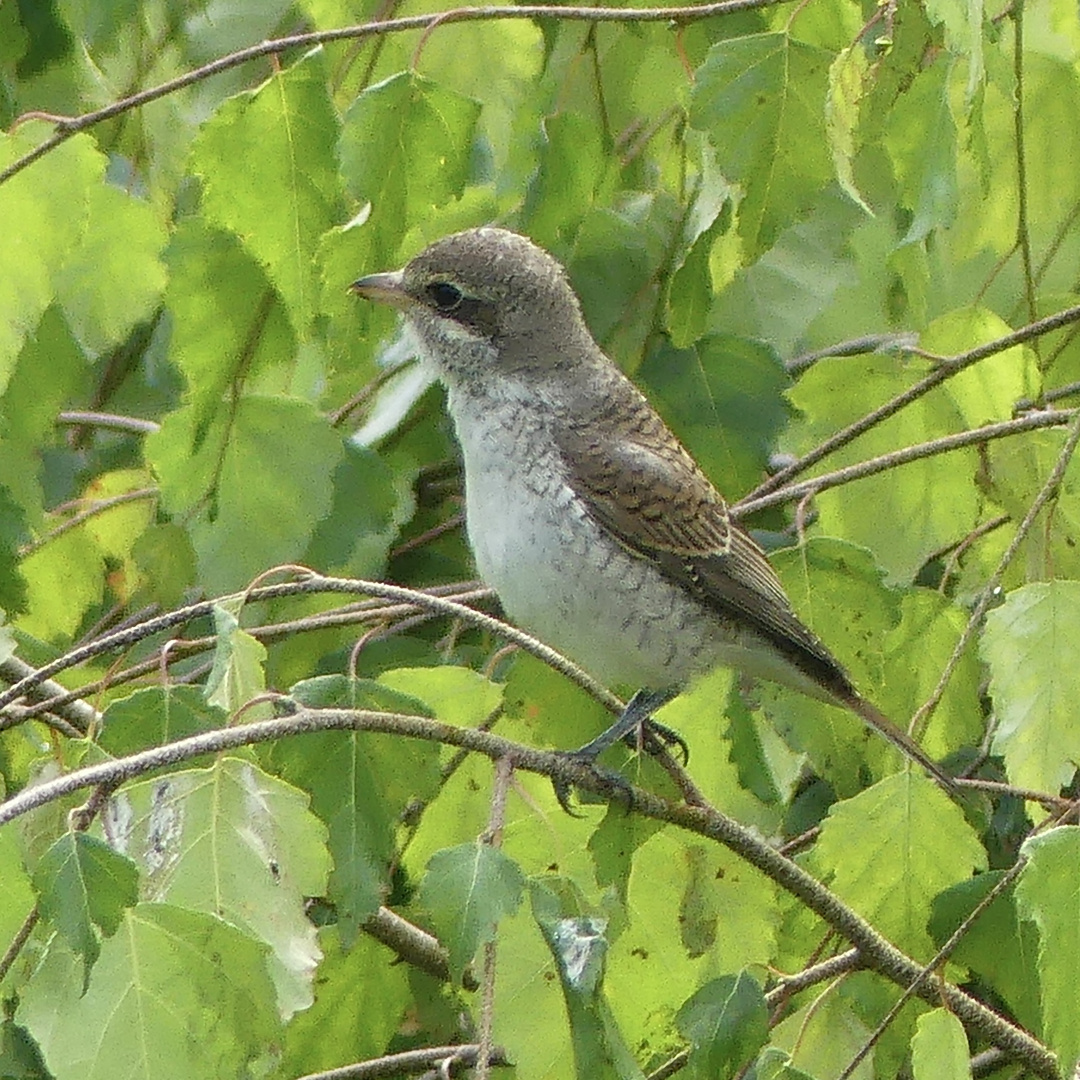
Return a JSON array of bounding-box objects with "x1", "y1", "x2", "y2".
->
[
  {"x1": 550, "y1": 688, "x2": 684, "y2": 813},
  {"x1": 552, "y1": 754, "x2": 636, "y2": 816}
]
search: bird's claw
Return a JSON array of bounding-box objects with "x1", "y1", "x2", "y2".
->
[
  {"x1": 631, "y1": 718, "x2": 690, "y2": 764},
  {"x1": 551, "y1": 750, "x2": 636, "y2": 815}
]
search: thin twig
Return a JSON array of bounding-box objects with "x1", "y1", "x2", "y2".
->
[
  {"x1": 748, "y1": 302, "x2": 1080, "y2": 501},
  {"x1": 835, "y1": 856, "x2": 1029, "y2": 1080},
  {"x1": 2, "y1": 585, "x2": 495, "y2": 726},
  {"x1": 0, "y1": 574, "x2": 622, "y2": 720},
  {"x1": 18, "y1": 488, "x2": 158, "y2": 558},
  {"x1": 475, "y1": 756, "x2": 514, "y2": 1080},
  {"x1": 909, "y1": 410, "x2": 1080, "y2": 737},
  {"x1": 0, "y1": 0, "x2": 790, "y2": 187},
  {"x1": 786, "y1": 333, "x2": 919, "y2": 376},
  {"x1": 735, "y1": 409, "x2": 1075, "y2": 517},
  {"x1": 0, "y1": 705, "x2": 1059, "y2": 1078},
  {"x1": 1012, "y1": 0, "x2": 1039, "y2": 365},
  {"x1": 293, "y1": 1043, "x2": 510, "y2": 1080},
  {"x1": 0, "y1": 908, "x2": 39, "y2": 984},
  {"x1": 361, "y1": 906, "x2": 478, "y2": 990},
  {"x1": 56, "y1": 411, "x2": 161, "y2": 434},
  {"x1": 0, "y1": 655, "x2": 101, "y2": 733}
]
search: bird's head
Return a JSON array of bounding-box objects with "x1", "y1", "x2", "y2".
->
[{"x1": 352, "y1": 228, "x2": 598, "y2": 390}]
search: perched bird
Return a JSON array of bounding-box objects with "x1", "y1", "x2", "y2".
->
[{"x1": 352, "y1": 227, "x2": 954, "y2": 795}]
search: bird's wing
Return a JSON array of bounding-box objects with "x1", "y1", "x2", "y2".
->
[{"x1": 555, "y1": 411, "x2": 853, "y2": 697}]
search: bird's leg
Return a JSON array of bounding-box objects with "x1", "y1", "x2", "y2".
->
[{"x1": 552, "y1": 688, "x2": 683, "y2": 813}]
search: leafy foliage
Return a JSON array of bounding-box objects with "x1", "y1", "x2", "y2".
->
[{"x1": 1, "y1": 0, "x2": 1079, "y2": 1078}]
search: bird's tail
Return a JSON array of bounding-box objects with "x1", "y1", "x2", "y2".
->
[{"x1": 847, "y1": 695, "x2": 959, "y2": 795}]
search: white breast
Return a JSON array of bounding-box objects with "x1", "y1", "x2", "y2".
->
[{"x1": 447, "y1": 389, "x2": 731, "y2": 690}]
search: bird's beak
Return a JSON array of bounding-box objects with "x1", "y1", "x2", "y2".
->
[{"x1": 349, "y1": 270, "x2": 414, "y2": 310}]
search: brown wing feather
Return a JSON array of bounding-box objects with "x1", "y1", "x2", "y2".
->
[{"x1": 556, "y1": 406, "x2": 855, "y2": 699}]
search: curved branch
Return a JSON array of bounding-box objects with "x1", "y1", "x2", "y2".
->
[
  {"x1": 750, "y1": 301, "x2": 1080, "y2": 500},
  {"x1": 735, "y1": 408, "x2": 1076, "y2": 517},
  {"x1": 0, "y1": 574, "x2": 621, "y2": 721},
  {"x1": 1, "y1": 0, "x2": 787, "y2": 187},
  {"x1": 294, "y1": 1043, "x2": 510, "y2": 1079},
  {"x1": 0, "y1": 705, "x2": 1058, "y2": 1078}
]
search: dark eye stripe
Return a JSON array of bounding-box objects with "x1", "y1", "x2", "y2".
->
[
  {"x1": 451, "y1": 297, "x2": 499, "y2": 337},
  {"x1": 426, "y1": 281, "x2": 462, "y2": 311}
]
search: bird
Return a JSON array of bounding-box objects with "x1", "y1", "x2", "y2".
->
[{"x1": 351, "y1": 227, "x2": 955, "y2": 799}]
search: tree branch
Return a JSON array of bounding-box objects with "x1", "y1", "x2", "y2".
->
[
  {"x1": 0, "y1": 574, "x2": 621, "y2": 722},
  {"x1": 1, "y1": 0, "x2": 788, "y2": 187},
  {"x1": 749, "y1": 301, "x2": 1080, "y2": 500},
  {"x1": 293, "y1": 1043, "x2": 510, "y2": 1079},
  {"x1": 734, "y1": 408, "x2": 1076, "y2": 517},
  {"x1": 0, "y1": 705, "x2": 1057, "y2": 1078}
]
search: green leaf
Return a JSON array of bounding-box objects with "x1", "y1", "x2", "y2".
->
[
  {"x1": 0, "y1": 125, "x2": 100, "y2": 389},
  {"x1": 603, "y1": 828, "x2": 780, "y2": 1056},
  {"x1": 785, "y1": 355, "x2": 979, "y2": 583},
  {"x1": 54, "y1": 181, "x2": 167, "y2": 356},
  {"x1": 378, "y1": 665, "x2": 504, "y2": 728},
  {"x1": 18, "y1": 904, "x2": 280, "y2": 1080},
  {"x1": 770, "y1": 990, "x2": 873, "y2": 1078},
  {"x1": 929, "y1": 873, "x2": 1041, "y2": 1034},
  {"x1": 102, "y1": 758, "x2": 330, "y2": 1017},
  {"x1": 924, "y1": 0, "x2": 985, "y2": 107},
  {"x1": 826, "y1": 45, "x2": 873, "y2": 213},
  {"x1": 130, "y1": 523, "x2": 198, "y2": 609},
  {"x1": 922, "y1": 307, "x2": 1039, "y2": 424},
  {"x1": 982, "y1": 581, "x2": 1080, "y2": 792},
  {"x1": 811, "y1": 772, "x2": 986, "y2": 957},
  {"x1": 97, "y1": 686, "x2": 226, "y2": 759},
  {"x1": 763, "y1": 540, "x2": 901, "y2": 791},
  {"x1": 274, "y1": 927, "x2": 411, "y2": 1078},
  {"x1": 911, "y1": 1008, "x2": 970, "y2": 1079},
  {"x1": 521, "y1": 110, "x2": 608, "y2": 251},
  {"x1": 18, "y1": 527, "x2": 105, "y2": 641},
  {"x1": 878, "y1": 589, "x2": 984, "y2": 763},
  {"x1": 986, "y1": 430, "x2": 1080, "y2": 583},
  {"x1": 638, "y1": 334, "x2": 791, "y2": 501},
  {"x1": 417, "y1": 842, "x2": 524, "y2": 982},
  {"x1": 339, "y1": 71, "x2": 481, "y2": 266},
  {"x1": 146, "y1": 395, "x2": 344, "y2": 593},
  {"x1": 0, "y1": 485, "x2": 29, "y2": 612},
  {"x1": 0, "y1": 1018, "x2": 48, "y2": 1080},
  {"x1": 0, "y1": 304, "x2": 89, "y2": 529},
  {"x1": 665, "y1": 146, "x2": 734, "y2": 348},
  {"x1": 690, "y1": 34, "x2": 833, "y2": 258},
  {"x1": 1015, "y1": 826, "x2": 1080, "y2": 1078},
  {"x1": 0, "y1": 823, "x2": 35, "y2": 951},
  {"x1": 163, "y1": 219, "x2": 296, "y2": 435},
  {"x1": 676, "y1": 972, "x2": 768, "y2": 1079},
  {"x1": 191, "y1": 50, "x2": 339, "y2": 337},
  {"x1": 531, "y1": 880, "x2": 643, "y2": 1080},
  {"x1": 884, "y1": 62, "x2": 957, "y2": 244},
  {"x1": 205, "y1": 601, "x2": 267, "y2": 716},
  {"x1": 303, "y1": 442, "x2": 414, "y2": 578},
  {"x1": 270, "y1": 675, "x2": 440, "y2": 943},
  {"x1": 568, "y1": 201, "x2": 674, "y2": 364},
  {"x1": 32, "y1": 833, "x2": 138, "y2": 985}
]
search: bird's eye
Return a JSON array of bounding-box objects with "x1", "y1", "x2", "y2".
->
[{"x1": 426, "y1": 281, "x2": 463, "y2": 312}]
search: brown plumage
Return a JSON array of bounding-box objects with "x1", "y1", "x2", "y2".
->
[{"x1": 352, "y1": 227, "x2": 956, "y2": 793}]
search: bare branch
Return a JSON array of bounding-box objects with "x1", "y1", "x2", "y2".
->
[
  {"x1": 0, "y1": 704, "x2": 1058, "y2": 1077},
  {"x1": 1, "y1": 0, "x2": 788, "y2": 187},
  {"x1": 0, "y1": 574, "x2": 622, "y2": 722},
  {"x1": 56, "y1": 411, "x2": 161, "y2": 435},
  {"x1": 735, "y1": 408, "x2": 1076, "y2": 517},
  {"x1": 362, "y1": 906, "x2": 478, "y2": 990},
  {"x1": 293, "y1": 1043, "x2": 510, "y2": 1079},
  {"x1": 911, "y1": 410, "x2": 1080, "y2": 737},
  {"x1": 750, "y1": 301, "x2": 1080, "y2": 500}
]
